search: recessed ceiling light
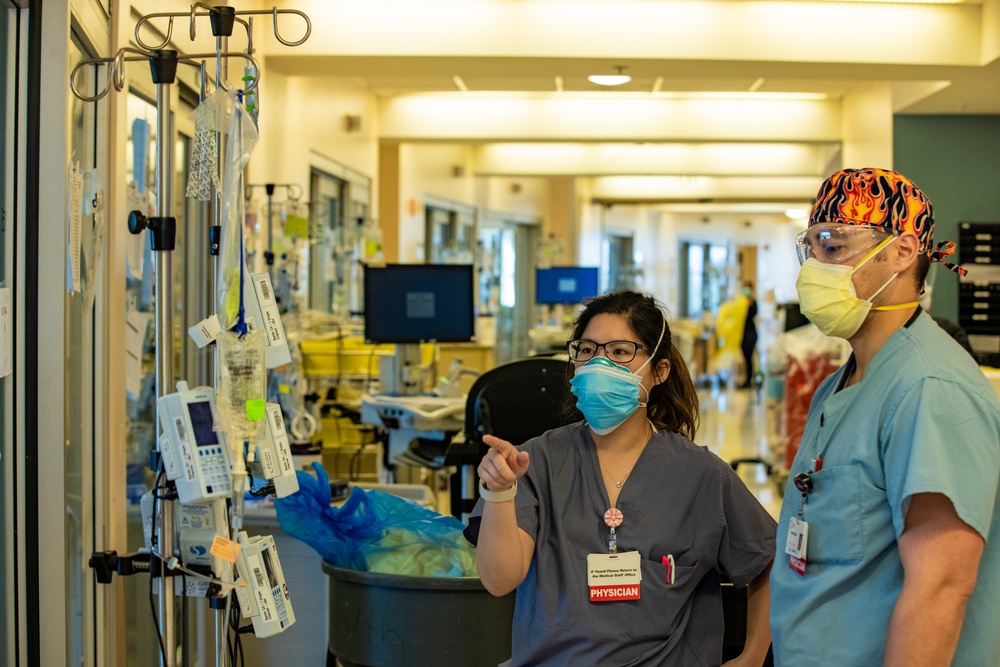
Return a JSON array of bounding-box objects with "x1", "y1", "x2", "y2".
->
[{"x1": 588, "y1": 66, "x2": 631, "y2": 87}]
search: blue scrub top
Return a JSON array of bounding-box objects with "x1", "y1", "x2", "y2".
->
[
  {"x1": 472, "y1": 422, "x2": 776, "y2": 667},
  {"x1": 771, "y1": 311, "x2": 1000, "y2": 666}
]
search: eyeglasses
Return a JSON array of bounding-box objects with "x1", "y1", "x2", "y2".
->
[
  {"x1": 567, "y1": 339, "x2": 644, "y2": 364},
  {"x1": 795, "y1": 223, "x2": 891, "y2": 265}
]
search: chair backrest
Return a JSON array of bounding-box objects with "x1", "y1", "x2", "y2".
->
[{"x1": 464, "y1": 356, "x2": 580, "y2": 448}]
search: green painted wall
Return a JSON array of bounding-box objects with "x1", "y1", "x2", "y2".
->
[{"x1": 894, "y1": 115, "x2": 1000, "y2": 323}]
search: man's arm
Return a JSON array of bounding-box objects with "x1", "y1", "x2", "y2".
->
[{"x1": 884, "y1": 492, "x2": 985, "y2": 666}]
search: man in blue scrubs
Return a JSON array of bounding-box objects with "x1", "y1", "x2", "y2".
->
[{"x1": 770, "y1": 168, "x2": 1000, "y2": 666}]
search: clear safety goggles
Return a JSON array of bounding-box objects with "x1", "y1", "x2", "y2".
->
[{"x1": 795, "y1": 223, "x2": 892, "y2": 265}]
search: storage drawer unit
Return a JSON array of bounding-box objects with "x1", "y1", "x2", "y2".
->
[{"x1": 958, "y1": 223, "x2": 1000, "y2": 367}]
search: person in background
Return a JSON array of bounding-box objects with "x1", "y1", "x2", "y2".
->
[
  {"x1": 467, "y1": 289, "x2": 776, "y2": 667},
  {"x1": 740, "y1": 281, "x2": 758, "y2": 388},
  {"x1": 771, "y1": 167, "x2": 1000, "y2": 666}
]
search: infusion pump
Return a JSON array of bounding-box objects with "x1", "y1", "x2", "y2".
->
[
  {"x1": 158, "y1": 381, "x2": 233, "y2": 505},
  {"x1": 234, "y1": 531, "x2": 295, "y2": 637}
]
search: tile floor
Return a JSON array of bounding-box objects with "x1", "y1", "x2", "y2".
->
[{"x1": 696, "y1": 382, "x2": 785, "y2": 519}]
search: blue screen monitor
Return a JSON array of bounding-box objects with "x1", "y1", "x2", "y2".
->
[
  {"x1": 363, "y1": 264, "x2": 476, "y2": 344},
  {"x1": 536, "y1": 267, "x2": 600, "y2": 305}
]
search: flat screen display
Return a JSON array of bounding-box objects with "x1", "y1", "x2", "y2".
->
[
  {"x1": 536, "y1": 267, "x2": 600, "y2": 304},
  {"x1": 363, "y1": 264, "x2": 475, "y2": 344}
]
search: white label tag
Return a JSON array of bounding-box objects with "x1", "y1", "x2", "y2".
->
[
  {"x1": 785, "y1": 517, "x2": 809, "y2": 560},
  {"x1": 67, "y1": 161, "x2": 83, "y2": 293},
  {"x1": 587, "y1": 551, "x2": 641, "y2": 602},
  {"x1": 188, "y1": 314, "x2": 222, "y2": 348}
]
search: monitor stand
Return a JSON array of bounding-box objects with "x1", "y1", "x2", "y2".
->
[{"x1": 378, "y1": 342, "x2": 425, "y2": 396}]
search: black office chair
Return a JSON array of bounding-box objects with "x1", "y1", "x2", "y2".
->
[{"x1": 447, "y1": 356, "x2": 581, "y2": 519}]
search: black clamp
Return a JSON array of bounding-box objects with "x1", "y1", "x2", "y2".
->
[
  {"x1": 209, "y1": 225, "x2": 221, "y2": 256},
  {"x1": 128, "y1": 210, "x2": 176, "y2": 251},
  {"x1": 89, "y1": 550, "x2": 153, "y2": 584}
]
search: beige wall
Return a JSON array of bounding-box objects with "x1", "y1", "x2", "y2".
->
[{"x1": 251, "y1": 71, "x2": 379, "y2": 200}]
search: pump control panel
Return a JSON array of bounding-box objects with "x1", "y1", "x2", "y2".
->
[{"x1": 158, "y1": 381, "x2": 233, "y2": 504}]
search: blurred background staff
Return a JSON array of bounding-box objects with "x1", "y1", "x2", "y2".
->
[{"x1": 740, "y1": 281, "x2": 758, "y2": 389}]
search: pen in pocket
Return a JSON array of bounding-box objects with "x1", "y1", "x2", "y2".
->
[{"x1": 661, "y1": 554, "x2": 675, "y2": 584}]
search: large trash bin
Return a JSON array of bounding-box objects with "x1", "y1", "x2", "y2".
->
[{"x1": 323, "y1": 562, "x2": 515, "y2": 667}]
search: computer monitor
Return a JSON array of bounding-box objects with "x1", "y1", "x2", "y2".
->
[
  {"x1": 536, "y1": 266, "x2": 600, "y2": 305},
  {"x1": 363, "y1": 264, "x2": 475, "y2": 344},
  {"x1": 781, "y1": 302, "x2": 811, "y2": 332}
]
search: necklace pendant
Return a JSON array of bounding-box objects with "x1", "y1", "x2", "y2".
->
[{"x1": 615, "y1": 480, "x2": 624, "y2": 488}]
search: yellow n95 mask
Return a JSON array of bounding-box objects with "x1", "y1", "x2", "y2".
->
[{"x1": 795, "y1": 235, "x2": 916, "y2": 339}]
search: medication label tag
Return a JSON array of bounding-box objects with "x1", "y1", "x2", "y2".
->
[{"x1": 211, "y1": 536, "x2": 241, "y2": 564}]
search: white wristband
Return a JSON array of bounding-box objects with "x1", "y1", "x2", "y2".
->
[{"x1": 479, "y1": 479, "x2": 517, "y2": 503}]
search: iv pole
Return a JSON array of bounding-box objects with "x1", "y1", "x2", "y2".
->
[
  {"x1": 244, "y1": 182, "x2": 304, "y2": 267},
  {"x1": 71, "y1": 6, "x2": 310, "y2": 666},
  {"x1": 72, "y1": 36, "x2": 258, "y2": 667}
]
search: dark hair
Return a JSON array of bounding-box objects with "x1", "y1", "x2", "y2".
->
[
  {"x1": 914, "y1": 253, "x2": 931, "y2": 292},
  {"x1": 564, "y1": 289, "x2": 700, "y2": 440}
]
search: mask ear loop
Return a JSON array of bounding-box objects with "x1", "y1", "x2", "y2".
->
[
  {"x1": 851, "y1": 235, "x2": 919, "y2": 310},
  {"x1": 635, "y1": 316, "x2": 668, "y2": 406}
]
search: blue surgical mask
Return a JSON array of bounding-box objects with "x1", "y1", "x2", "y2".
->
[{"x1": 570, "y1": 320, "x2": 665, "y2": 435}]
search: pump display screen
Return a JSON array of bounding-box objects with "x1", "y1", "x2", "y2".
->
[
  {"x1": 188, "y1": 400, "x2": 219, "y2": 447},
  {"x1": 261, "y1": 546, "x2": 279, "y2": 589}
]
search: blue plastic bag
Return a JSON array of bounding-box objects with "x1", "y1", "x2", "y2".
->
[{"x1": 275, "y1": 463, "x2": 477, "y2": 577}]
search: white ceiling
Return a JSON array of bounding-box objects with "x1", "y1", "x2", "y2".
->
[
  {"x1": 266, "y1": 0, "x2": 1000, "y2": 213},
  {"x1": 269, "y1": 54, "x2": 1000, "y2": 115}
]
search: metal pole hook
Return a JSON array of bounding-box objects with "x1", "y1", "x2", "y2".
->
[
  {"x1": 133, "y1": 13, "x2": 175, "y2": 51},
  {"x1": 113, "y1": 48, "x2": 156, "y2": 92},
  {"x1": 189, "y1": 2, "x2": 218, "y2": 41},
  {"x1": 69, "y1": 57, "x2": 114, "y2": 102},
  {"x1": 270, "y1": 8, "x2": 311, "y2": 47},
  {"x1": 232, "y1": 8, "x2": 311, "y2": 47}
]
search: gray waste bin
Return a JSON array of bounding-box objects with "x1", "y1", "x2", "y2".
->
[{"x1": 323, "y1": 562, "x2": 515, "y2": 667}]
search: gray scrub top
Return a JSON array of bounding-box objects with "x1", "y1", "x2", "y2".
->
[{"x1": 470, "y1": 422, "x2": 777, "y2": 667}]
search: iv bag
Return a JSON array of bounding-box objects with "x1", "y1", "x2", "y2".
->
[
  {"x1": 215, "y1": 90, "x2": 259, "y2": 331},
  {"x1": 215, "y1": 330, "x2": 267, "y2": 445}
]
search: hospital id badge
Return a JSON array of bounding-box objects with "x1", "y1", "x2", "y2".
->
[
  {"x1": 784, "y1": 517, "x2": 809, "y2": 559},
  {"x1": 785, "y1": 517, "x2": 808, "y2": 576},
  {"x1": 587, "y1": 551, "x2": 641, "y2": 602}
]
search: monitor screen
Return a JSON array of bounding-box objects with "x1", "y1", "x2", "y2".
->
[
  {"x1": 363, "y1": 264, "x2": 476, "y2": 344},
  {"x1": 536, "y1": 267, "x2": 600, "y2": 305},
  {"x1": 782, "y1": 302, "x2": 811, "y2": 332}
]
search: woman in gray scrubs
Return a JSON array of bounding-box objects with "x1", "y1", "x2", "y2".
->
[{"x1": 470, "y1": 289, "x2": 776, "y2": 667}]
